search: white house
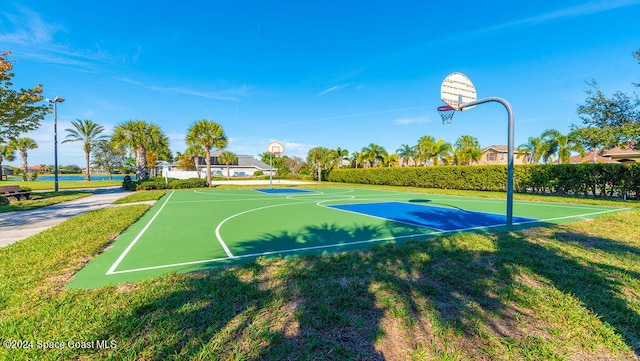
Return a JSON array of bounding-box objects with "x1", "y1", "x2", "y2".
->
[{"x1": 157, "y1": 150, "x2": 274, "y2": 179}]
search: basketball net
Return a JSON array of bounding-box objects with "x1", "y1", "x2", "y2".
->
[{"x1": 437, "y1": 105, "x2": 456, "y2": 124}]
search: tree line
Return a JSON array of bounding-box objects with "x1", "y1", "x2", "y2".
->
[{"x1": 2, "y1": 49, "x2": 638, "y2": 184}]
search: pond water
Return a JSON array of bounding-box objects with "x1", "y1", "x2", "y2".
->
[{"x1": 26, "y1": 175, "x2": 135, "y2": 182}]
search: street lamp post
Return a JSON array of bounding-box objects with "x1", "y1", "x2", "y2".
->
[{"x1": 47, "y1": 96, "x2": 65, "y2": 192}]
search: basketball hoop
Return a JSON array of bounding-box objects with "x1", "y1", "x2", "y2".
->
[
  {"x1": 437, "y1": 105, "x2": 456, "y2": 124},
  {"x1": 267, "y1": 141, "x2": 284, "y2": 155}
]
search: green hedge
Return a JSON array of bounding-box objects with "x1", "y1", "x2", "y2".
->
[
  {"x1": 124, "y1": 177, "x2": 209, "y2": 191},
  {"x1": 327, "y1": 163, "x2": 640, "y2": 200}
]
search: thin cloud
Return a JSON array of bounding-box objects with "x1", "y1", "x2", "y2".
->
[
  {"x1": 393, "y1": 116, "x2": 431, "y2": 125},
  {"x1": 116, "y1": 77, "x2": 245, "y2": 101},
  {"x1": 0, "y1": 5, "x2": 120, "y2": 70},
  {"x1": 317, "y1": 83, "x2": 351, "y2": 96},
  {"x1": 476, "y1": 0, "x2": 640, "y2": 35}
]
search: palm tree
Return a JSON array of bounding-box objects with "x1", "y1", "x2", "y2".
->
[
  {"x1": 331, "y1": 147, "x2": 349, "y2": 169},
  {"x1": 307, "y1": 147, "x2": 331, "y2": 181},
  {"x1": 218, "y1": 151, "x2": 237, "y2": 180},
  {"x1": 0, "y1": 144, "x2": 16, "y2": 180},
  {"x1": 453, "y1": 135, "x2": 482, "y2": 166},
  {"x1": 430, "y1": 138, "x2": 453, "y2": 166},
  {"x1": 112, "y1": 120, "x2": 168, "y2": 181},
  {"x1": 350, "y1": 151, "x2": 361, "y2": 168},
  {"x1": 62, "y1": 119, "x2": 106, "y2": 181},
  {"x1": 185, "y1": 119, "x2": 228, "y2": 187},
  {"x1": 415, "y1": 135, "x2": 436, "y2": 166},
  {"x1": 396, "y1": 144, "x2": 415, "y2": 166},
  {"x1": 541, "y1": 129, "x2": 585, "y2": 164},
  {"x1": 10, "y1": 138, "x2": 38, "y2": 175},
  {"x1": 517, "y1": 136, "x2": 544, "y2": 164},
  {"x1": 361, "y1": 143, "x2": 387, "y2": 167}
]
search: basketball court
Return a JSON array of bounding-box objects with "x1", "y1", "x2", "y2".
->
[{"x1": 68, "y1": 187, "x2": 628, "y2": 289}]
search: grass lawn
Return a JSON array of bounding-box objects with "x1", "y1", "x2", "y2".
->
[
  {"x1": 0, "y1": 185, "x2": 638, "y2": 360},
  {"x1": 1, "y1": 179, "x2": 122, "y2": 191},
  {"x1": 0, "y1": 191, "x2": 92, "y2": 213}
]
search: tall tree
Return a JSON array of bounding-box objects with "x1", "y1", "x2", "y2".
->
[
  {"x1": 361, "y1": 143, "x2": 387, "y2": 167},
  {"x1": 185, "y1": 119, "x2": 227, "y2": 187},
  {"x1": 517, "y1": 136, "x2": 545, "y2": 164},
  {"x1": 350, "y1": 151, "x2": 361, "y2": 168},
  {"x1": 10, "y1": 137, "x2": 37, "y2": 174},
  {"x1": 0, "y1": 51, "x2": 49, "y2": 145},
  {"x1": 396, "y1": 144, "x2": 415, "y2": 166},
  {"x1": 0, "y1": 143, "x2": 16, "y2": 179},
  {"x1": 541, "y1": 129, "x2": 584, "y2": 164},
  {"x1": 415, "y1": 135, "x2": 436, "y2": 166},
  {"x1": 430, "y1": 138, "x2": 453, "y2": 166},
  {"x1": 218, "y1": 151, "x2": 237, "y2": 180},
  {"x1": 307, "y1": 147, "x2": 331, "y2": 181},
  {"x1": 331, "y1": 147, "x2": 349, "y2": 169},
  {"x1": 453, "y1": 135, "x2": 482, "y2": 166},
  {"x1": 62, "y1": 119, "x2": 106, "y2": 181},
  {"x1": 569, "y1": 126, "x2": 616, "y2": 162},
  {"x1": 91, "y1": 139, "x2": 126, "y2": 180},
  {"x1": 577, "y1": 50, "x2": 640, "y2": 149},
  {"x1": 112, "y1": 120, "x2": 168, "y2": 180}
]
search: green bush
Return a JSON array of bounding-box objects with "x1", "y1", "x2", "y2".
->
[
  {"x1": 169, "y1": 178, "x2": 208, "y2": 189},
  {"x1": 328, "y1": 163, "x2": 640, "y2": 200},
  {"x1": 0, "y1": 195, "x2": 8, "y2": 206},
  {"x1": 253, "y1": 170, "x2": 263, "y2": 176}
]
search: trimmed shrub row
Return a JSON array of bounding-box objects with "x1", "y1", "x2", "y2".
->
[
  {"x1": 327, "y1": 163, "x2": 640, "y2": 200},
  {"x1": 123, "y1": 177, "x2": 208, "y2": 191}
]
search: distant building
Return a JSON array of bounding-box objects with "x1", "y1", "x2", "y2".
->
[
  {"x1": 479, "y1": 145, "x2": 527, "y2": 165},
  {"x1": 569, "y1": 147, "x2": 640, "y2": 164},
  {"x1": 1, "y1": 166, "x2": 13, "y2": 175},
  {"x1": 155, "y1": 150, "x2": 273, "y2": 179}
]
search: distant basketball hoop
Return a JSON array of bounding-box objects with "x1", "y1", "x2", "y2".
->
[
  {"x1": 266, "y1": 142, "x2": 284, "y2": 189},
  {"x1": 267, "y1": 141, "x2": 284, "y2": 155}
]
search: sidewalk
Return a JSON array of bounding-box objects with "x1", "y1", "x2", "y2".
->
[{"x1": 0, "y1": 187, "x2": 133, "y2": 248}]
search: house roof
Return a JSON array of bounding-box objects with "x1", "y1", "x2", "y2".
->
[
  {"x1": 481, "y1": 145, "x2": 508, "y2": 153},
  {"x1": 569, "y1": 147, "x2": 640, "y2": 164}
]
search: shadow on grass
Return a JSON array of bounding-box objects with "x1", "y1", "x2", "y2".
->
[{"x1": 91, "y1": 220, "x2": 639, "y2": 359}]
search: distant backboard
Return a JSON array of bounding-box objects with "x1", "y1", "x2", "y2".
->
[
  {"x1": 441, "y1": 72, "x2": 477, "y2": 111},
  {"x1": 267, "y1": 141, "x2": 284, "y2": 155}
]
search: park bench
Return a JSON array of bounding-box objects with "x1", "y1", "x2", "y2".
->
[{"x1": 0, "y1": 185, "x2": 31, "y2": 201}]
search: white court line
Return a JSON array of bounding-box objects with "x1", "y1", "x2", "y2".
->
[
  {"x1": 108, "y1": 231, "x2": 435, "y2": 274},
  {"x1": 214, "y1": 196, "x2": 356, "y2": 258},
  {"x1": 108, "y1": 192, "x2": 630, "y2": 275},
  {"x1": 106, "y1": 190, "x2": 176, "y2": 275}
]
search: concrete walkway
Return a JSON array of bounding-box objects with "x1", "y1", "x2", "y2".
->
[{"x1": 0, "y1": 187, "x2": 133, "y2": 248}]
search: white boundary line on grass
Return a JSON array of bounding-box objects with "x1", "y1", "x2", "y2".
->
[{"x1": 106, "y1": 190, "x2": 176, "y2": 275}]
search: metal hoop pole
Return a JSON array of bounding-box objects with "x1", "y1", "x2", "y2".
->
[{"x1": 460, "y1": 97, "x2": 514, "y2": 226}]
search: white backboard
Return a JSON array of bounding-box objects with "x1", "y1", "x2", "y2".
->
[
  {"x1": 267, "y1": 141, "x2": 284, "y2": 155},
  {"x1": 441, "y1": 72, "x2": 477, "y2": 111}
]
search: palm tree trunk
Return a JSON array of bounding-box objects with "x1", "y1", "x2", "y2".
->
[
  {"x1": 21, "y1": 151, "x2": 27, "y2": 175},
  {"x1": 205, "y1": 149, "x2": 212, "y2": 187},
  {"x1": 226, "y1": 163, "x2": 230, "y2": 180},
  {"x1": 136, "y1": 146, "x2": 148, "y2": 180},
  {"x1": 317, "y1": 163, "x2": 322, "y2": 182},
  {"x1": 85, "y1": 150, "x2": 91, "y2": 181}
]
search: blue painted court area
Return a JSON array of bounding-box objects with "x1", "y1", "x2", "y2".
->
[
  {"x1": 328, "y1": 202, "x2": 538, "y2": 231},
  {"x1": 254, "y1": 188, "x2": 313, "y2": 194}
]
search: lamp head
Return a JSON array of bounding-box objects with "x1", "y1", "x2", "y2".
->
[{"x1": 48, "y1": 96, "x2": 65, "y2": 103}]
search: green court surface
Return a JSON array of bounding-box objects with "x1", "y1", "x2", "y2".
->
[{"x1": 68, "y1": 188, "x2": 629, "y2": 289}]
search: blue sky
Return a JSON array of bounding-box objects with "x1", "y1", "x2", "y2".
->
[{"x1": 1, "y1": 0, "x2": 639, "y2": 167}]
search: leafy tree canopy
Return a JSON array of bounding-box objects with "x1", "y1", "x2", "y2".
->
[{"x1": 0, "y1": 51, "x2": 50, "y2": 144}]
